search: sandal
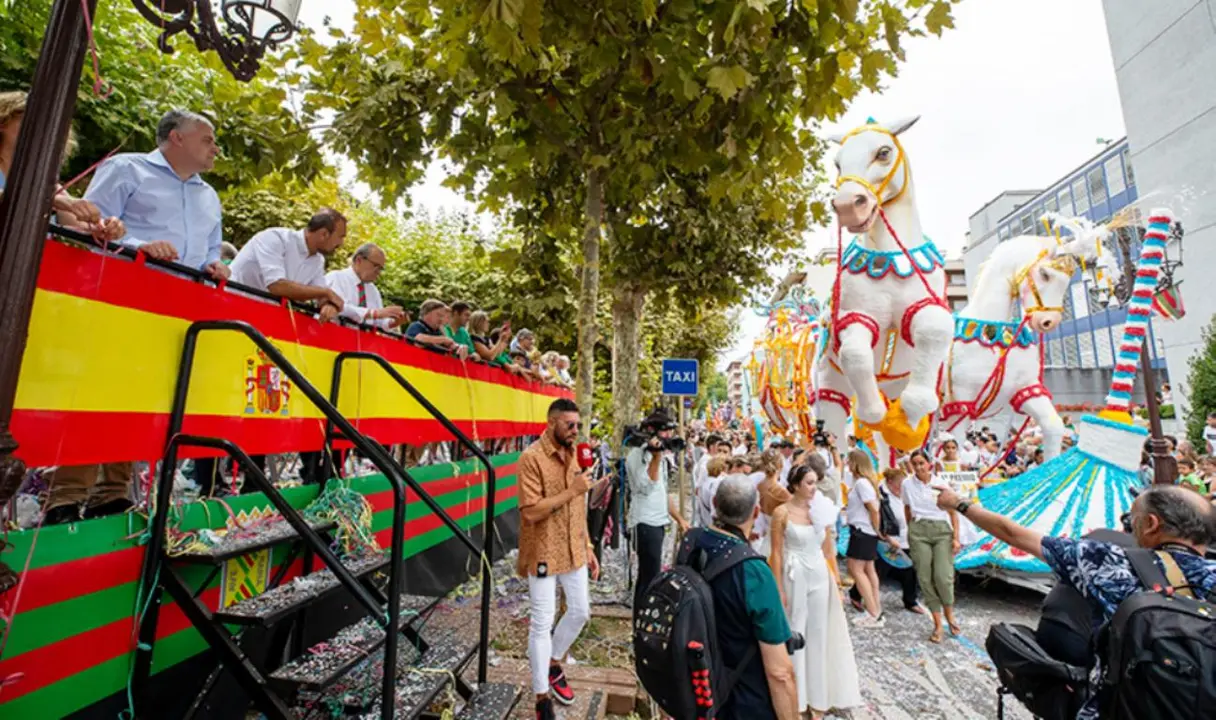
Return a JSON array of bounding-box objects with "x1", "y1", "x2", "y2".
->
[{"x1": 929, "y1": 628, "x2": 944, "y2": 644}]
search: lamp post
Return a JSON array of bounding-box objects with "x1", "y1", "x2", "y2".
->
[
  {"x1": 0, "y1": 0, "x2": 300, "y2": 581},
  {"x1": 1086, "y1": 216, "x2": 1184, "y2": 485}
]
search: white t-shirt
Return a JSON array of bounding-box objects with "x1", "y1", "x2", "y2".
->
[
  {"x1": 326, "y1": 266, "x2": 388, "y2": 326},
  {"x1": 845, "y1": 472, "x2": 879, "y2": 536},
  {"x1": 229, "y1": 227, "x2": 326, "y2": 292},
  {"x1": 878, "y1": 480, "x2": 909, "y2": 549},
  {"x1": 696, "y1": 471, "x2": 725, "y2": 528},
  {"x1": 901, "y1": 475, "x2": 951, "y2": 522},
  {"x1": 1204, "y1": 425, "x2": 1216, "y2": 454}
]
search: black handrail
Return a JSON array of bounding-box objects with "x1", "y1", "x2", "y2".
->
[
  {"x1": 131, "y1": 319, "x2": 409, "y2": 720},
  {"x1": 331, "y1": 350, "x2": 499, "y2": 682}
]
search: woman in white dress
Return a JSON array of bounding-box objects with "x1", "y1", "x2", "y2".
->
[{"x1": 770, "y1": 461, "x2": 862, "y2": 718}]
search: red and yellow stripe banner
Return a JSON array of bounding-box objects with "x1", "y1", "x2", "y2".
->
[{"x1": 11, "y1": 241, "x2": 570, "y2": 466}]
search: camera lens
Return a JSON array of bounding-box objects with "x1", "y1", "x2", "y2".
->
[{"x1": 785, "y1": 632, "x2": 805, "y2": 654}]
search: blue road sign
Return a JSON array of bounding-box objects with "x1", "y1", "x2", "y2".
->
[{"x1": 661, "y1": 358, "x2": 699, "y2": 396}]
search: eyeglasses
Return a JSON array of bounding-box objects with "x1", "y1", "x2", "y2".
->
[{"x1": 562, "y1": 421, "x2": 582, "y2": 431}]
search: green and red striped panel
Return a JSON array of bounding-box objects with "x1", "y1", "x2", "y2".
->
[{"x1": 0, "y1": 453, "x2": 519, "y2": 719}]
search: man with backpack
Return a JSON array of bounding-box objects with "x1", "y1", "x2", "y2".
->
[
  {"x1": 934, "y1": 483, "x2": 1216, "y2": 720},
  {"x1": 634, "y1": 475, "x2": 799, "y2": 719}
]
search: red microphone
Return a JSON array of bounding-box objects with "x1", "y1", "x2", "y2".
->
[{"x1": 576, "y1": 443, "x2": 596, "y2": 470}]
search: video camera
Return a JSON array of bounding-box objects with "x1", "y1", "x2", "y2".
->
[
  {"x1": 812, "y1": 419, "x2": 830, "y2": 448},
  {"x1": 622, "y1": 412, "x2": 687, "y2": 453}
]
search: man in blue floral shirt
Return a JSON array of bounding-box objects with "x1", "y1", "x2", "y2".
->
[{"x1": 934, "y1": 483, "x2": 1216, "y2": 719}]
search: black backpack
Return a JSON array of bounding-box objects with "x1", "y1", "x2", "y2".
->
[
  {"x1": 1095, "y1": 548, "x2": 1216, "y2": 719},
  {"x1": 986, "y1": 622, "x2": 1090, "y2": 720},
  {"x1": 634, "y1": 529, "x2": 765, "y2": 719},
  {"x1": 876, "y1": 485, "x2": 901, "y2": 539}
]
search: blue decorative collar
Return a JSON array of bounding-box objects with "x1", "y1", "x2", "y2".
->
[
  {"x1": 954, "y1": 316, "x2": 1037, "y2": 348},
  {"x1": 840, "y1": 236, "x2": 945, "y2": 280}
]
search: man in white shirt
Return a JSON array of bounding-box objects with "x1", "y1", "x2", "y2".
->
[
  {"x1": 325, "y1": 242, "x2": 406, "y2": 328},
  {"x1": 229, "y1": 208, "x2": 348, "y2": 322},
  {"x1": 627, "y1": 410, "x2": 690, "y2": 607},
  {"x1": 692, "y1": 434, "x2": 731, "y2": 527}
]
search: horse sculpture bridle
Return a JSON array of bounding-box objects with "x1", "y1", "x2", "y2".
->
[
  {"x1": 1009, "y1": 249, "x2": 1077, "y2": 317},
  {"x1": 834, "y1": 124, "x2": 910, "y2": 207}
]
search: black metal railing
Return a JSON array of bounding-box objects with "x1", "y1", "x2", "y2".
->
[
  {"x1": 330, "y1": 350, "x2": 499, "y2": 683},
  {"x1": 131, "y1": 320, "x2": 412, "y2": 720}
]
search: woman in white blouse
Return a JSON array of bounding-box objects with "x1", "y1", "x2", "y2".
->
[{"x1": 902, "y1": 450, "x2": 962, "y2": 643}]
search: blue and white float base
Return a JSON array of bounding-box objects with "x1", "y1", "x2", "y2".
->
[{"x1": 954, "y1": 414, "x2": 1146, "y2": 592}]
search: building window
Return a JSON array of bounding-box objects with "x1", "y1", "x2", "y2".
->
[
  {"x1": 1078, "y1": 331, "x2": 1096, "y2": 369},
  {"x1": 1105, "y1": 156, "x2": 1126, "y2": 197},
  {"x1": 1072, "y1": 178, "x2": 1090, "y2": 214},
  {"x1": 1019, "y1": 213, "x2": 1034, "y2": 235},
  {"x1": 998, "y1": 225, "x2": 1010, "y2": 241},
  {"x1": 1058, "y1": 188, "x2": 1072, "y2": 215},
  {"x1": 1123, "y1": 147, "x2": 1135, "y2": 186},
  {"x1": 1047, "y1": 338, "x2": 1062, "y2": 367},
  {"x1": 1070, "y1": 282, "x2": 1090, "y2": 319},
  {"x1": 1088, "y1": 167, "x2": 1107, "y2": 205},
  {"x1": 1063, "y1": 334, "x2": 1080, "y2": 368},
  {"x1": 1045, "y1": 194, "x2": 1058, "y2": 214},
  {"x1": 1096, "y1": 328, "x2": 1114, "y2": 368}
]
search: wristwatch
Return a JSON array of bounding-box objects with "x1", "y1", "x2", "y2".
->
[{"x1": 955, "y1": 500, "x2": 972, "y2": 515}]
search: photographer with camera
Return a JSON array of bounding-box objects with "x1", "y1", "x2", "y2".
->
[{"x1": 626, "y1": 409, "x2": 690, "y2": 608}]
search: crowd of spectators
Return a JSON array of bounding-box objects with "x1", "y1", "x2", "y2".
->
[{"x1": 6, "y1": 104, "x2": 572, "y2": 523}]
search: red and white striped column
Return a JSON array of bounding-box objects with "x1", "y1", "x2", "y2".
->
[{"x1": 1102, "y1": 208, "x2": 1172, "y2": 421}]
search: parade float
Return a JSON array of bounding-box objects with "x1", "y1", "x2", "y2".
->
[
  {"x1": 749, "y1": 284, "x2": 824, "y2": 440},
  {"x1": 956, "y1": 209, "x2": 1181, "y2": 589},
  {"x1": 809, "y1": 116, "x2": 954, "y2": 463}
]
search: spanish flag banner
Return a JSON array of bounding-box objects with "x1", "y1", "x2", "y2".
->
[{"x1": 11, "y1": 241, "x2": 570, "y2": 467}]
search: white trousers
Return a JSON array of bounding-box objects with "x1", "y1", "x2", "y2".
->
[{"x1": 527, "y1": 566, "x2": 591, "y2": 694}]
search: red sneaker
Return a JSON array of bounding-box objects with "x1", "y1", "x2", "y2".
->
[{"x1": 548, "y1": 664, "x2": 575, "y2": 705}]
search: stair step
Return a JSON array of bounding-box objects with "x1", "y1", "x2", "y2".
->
[
  {"x1": 269, "y1": 594, "x2": 443, "y2": 693},
  {"x1": 173, "y1": 517, "x2": 336, "y2": 565},
  {"x1": 214, "y1": 552, "x2": 390, "y2": 626},
  {"x1": 456, "y1": 682, "x2": 519, "y2": 720},
  {"x1": 295, "y1": 633, "x2": 478, "y2": 719}
]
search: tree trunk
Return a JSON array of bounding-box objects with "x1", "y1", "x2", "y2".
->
[
  {"x1": 611, "y1": 281, "x2": 647, "y2": 448},
  {"x1": 576, "y1": 168, "x2": 603, "y2": 437}
]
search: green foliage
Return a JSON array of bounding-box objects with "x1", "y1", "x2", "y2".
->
[
  {"x1": 303, "y1": 0, "x2": 958, "y2": 424},
  {"x1": 0, "y1": 0, "x2": 324, "y2": 190},
  {"x1": 1185, "y1": 315, "x2": 1216, "y2": 449}
]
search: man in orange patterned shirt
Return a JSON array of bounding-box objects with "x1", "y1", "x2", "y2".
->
[{"x1": 517, "y1": 398, "x2": 602, "y2": 720}]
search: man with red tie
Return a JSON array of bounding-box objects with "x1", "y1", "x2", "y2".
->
[{"x1": 326, "y1": 242, "x2": 407, "y2": 328}]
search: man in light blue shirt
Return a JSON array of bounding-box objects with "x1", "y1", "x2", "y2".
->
[
  {"x1": 627, "y1": 409, "x2": 690, "y2": 607},
  {"x1": 84, "y1": 109, "x2": 230, "y2": 279}
]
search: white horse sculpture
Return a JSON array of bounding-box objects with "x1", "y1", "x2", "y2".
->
[
  {"x1": 815, "y1": 116, "x2": 953, "y2": 456},
  {"x1": 939, "y1": 216, "x2": 1105, "y2": 461}
]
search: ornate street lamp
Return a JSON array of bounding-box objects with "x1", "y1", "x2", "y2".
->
[
  {"x1": 131, "y1": 0, "x2": 302, "y2": 81},
  {"x1": 1084, "y1": 217, "x2": 1185, "y2": 485}
]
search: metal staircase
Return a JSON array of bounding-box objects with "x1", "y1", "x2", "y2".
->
[{"x1": 129, "y1": 320, "x2": 517, "y2": 720}]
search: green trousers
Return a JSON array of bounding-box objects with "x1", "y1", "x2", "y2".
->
[{"x1": 907, "y1": 518, "x2": 955, "y2": 612}]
